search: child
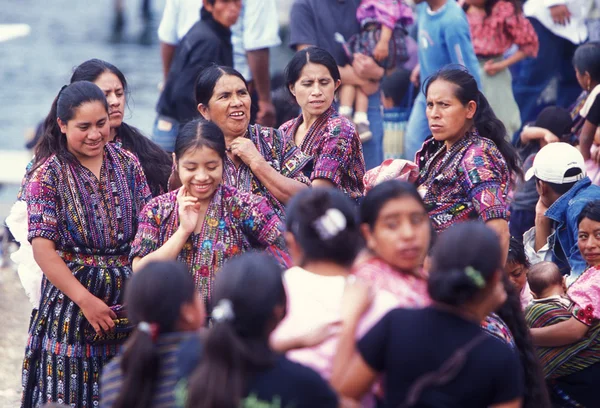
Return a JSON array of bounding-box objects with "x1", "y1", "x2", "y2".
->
[
  {"x1": 527, "y1": 261, "x2": 569, "y2": 307},
  {"x1": 339, "y1": 0, "x2": 413, "y2": 142},
  {"x1": 464, "y1": 0, "x2": 538, "y2": 141}
]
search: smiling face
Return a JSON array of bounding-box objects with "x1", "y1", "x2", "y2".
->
[
  {"x1": 289, "y1": 62, "x2": 340, "y2": 120},
  {"x1": 94, "y1": 71, "x2": 125, "y2": 131},
  {"x1": 362, "y1": 196, "x2": 431, "y2": 273},
  {"x1": 176, "y1": 145, "x2": 223, "y2": 203},
  {"x1": 58, "y1": 100, "x2": 110, "y2": 161},
  {"x1": 578, "y1": 217, "x2": 600, "y2": 267},
  {"x1": 426, "y1": 79, "x2": 476, "y2": 147},
  {"x1": 198, "y1": 74, "x2": 251, "y2": 139}
]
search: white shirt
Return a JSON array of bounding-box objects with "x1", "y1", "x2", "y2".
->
[
  {"x1": 157, "y1": 0, "x2": 282, "y2": 80},
  {"x1": 523, "y1": 0, "x2": 590, "y2": 44}
]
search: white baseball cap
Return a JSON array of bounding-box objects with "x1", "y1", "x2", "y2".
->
[{"x1": 525, "y1": 142, "x2": 586, "y2": 184}]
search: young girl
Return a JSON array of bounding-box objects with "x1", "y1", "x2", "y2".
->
[
  {"x1": 185, "y1": 253, "x2": 338, "y2": 408},
  {"x1": 339, "y1": 0, "x2": 413, "y2": 142},
  {"x1": 464, "y1": 0, "x2": 538, "y2": 140},
  {"x1": 100, "y1": 260, "x2": 206, "y2": 408},
  {"x1": 21, "y1": 81, "x2": 151, "y2": 407},
  {"x1": 130, "y1": 119, "x2": 290, "y2": 303}
]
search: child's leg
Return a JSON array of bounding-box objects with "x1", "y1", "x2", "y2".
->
[
  {"x1": 354, "y1": 89, "x2": 372, "y2": 142},
  {"x1": 339, "y1": 85, "x2": 356, "y2": 119}
]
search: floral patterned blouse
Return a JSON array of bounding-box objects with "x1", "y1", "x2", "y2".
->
[
  {"x1": 130, "y1": 185, "x2": 290, "y2": 302},
  {"x1": 280, "y1": 107, "x2": 366, "y2": 201},
  {"x1": 568, "y1": 265, "x2": 600, "y2": 326},
  {"x1": 223, "y1": 124, "x2": 312, "y2": 219},
  {"x1": 415, "y1": 129, "x2": 511, "y2": 233}
]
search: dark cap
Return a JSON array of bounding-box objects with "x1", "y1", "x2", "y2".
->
[{"x1": 534, "y1": 106, "x2": 572, "y2": 139}]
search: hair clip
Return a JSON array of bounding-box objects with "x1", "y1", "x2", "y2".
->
[
  {"x1": 313, "y1": 208, "x2": 347, "y2": 240},
  {"x1": 464, "y1": 266, "x2": 486, "y2": 288},
  {"x1": 138, "y1": 321, "x2": 160, "y2": 342},
  {"x1": 212, "y1": 298, "x2": 235, "y2": 323}
]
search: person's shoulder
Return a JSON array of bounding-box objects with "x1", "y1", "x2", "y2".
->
[
  {"x1": 108, "y1": 142, "x2": 140, "y2": 164},
  {"x1": 279, "y1": 116, "x2": 300, "y2": 135},
  {"x1": 444, "y1": 2, "x2": 470, "y2": 24},
  {"x1": 324, "y1": 110, "x2": 357, "y2": 138},
  {"x1": 145, "y1": 189, "x2": 178, "y2": 211},
  {"x1": 461, "y1": 135, "x2": 505, "y2": 168}
]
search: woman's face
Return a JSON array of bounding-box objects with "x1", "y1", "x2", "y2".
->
[
  {"x1": 204, "y1": 0, "x2": 242, "y2": 28},
  {"x1": 575, "y1": 68, "x2": 591, "y2": 91},
  {"x1": 426, "y1": 79, "x2": 476, "y2": 147},
  {"x1": 198, "y1": 75, "x2": 251, "y2": 139},
  {"x1": 58, "y1": 101, "x2": 110, "y2": 161},
  {"x1": 180, "y1": 294, "x2": 207, "y2": 331},
  {"x1": 94, "y1": 72, "x2": 125, "y2": 130},
  {"x1": 176, "y1": 145, "x2": 223, "y2": 202},
  {"x1": 578, "y1": 217, "x2": 600, "y2": 266},
  {"x1": 362, "y1": 196, "x2": 431, "y2": 273},
  {"x1": 289, "y1": 62, "x2": 340, "y2": 119},
  {"x1": 506, "y1": 261, "x2": 528, "y2": 292}
]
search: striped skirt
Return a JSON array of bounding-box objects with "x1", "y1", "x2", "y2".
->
[{"x1": 21, "y1": 259, "x2": 131, "y2": 408}]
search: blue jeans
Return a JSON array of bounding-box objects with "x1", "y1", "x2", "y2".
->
[
  {"x1": 361, "y1": 92, "x2": 384, "y2": 170},
  {"x1": 404, "y1": 92, "x2": 429, "y2": 161},
  {"x1": 512, "y1": 18, "x2": 581, "y2": 138},
  {"x1": 151, "y1": 115, "x2": 179, "y2": 152}
]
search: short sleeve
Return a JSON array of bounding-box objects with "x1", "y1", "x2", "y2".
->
[
  {"x1": 130, "y1": 200, "x2": 164, "y2": 261},
  {"x1": 461, "y1": 147, "x2": 510, "y2": 222},
  {"x1": 357, "y1": 309, "x2": 393, "y2": 372},
  {"x1": 584, "y1": 95, "x2": 600, "y2": 127},
  {"x1": 568, "y1": 268, "x2": 600, "y2": 326},
  {"x1": 489, "y1": 343, "x2": 524, "y2": 405},
  {"x1": 242, "y1": 0, "x2": 282, "y2": 51},
  {"x1": 26, "y1": 163, "x2": 59, "y2": 243},
  {"x1": 157, "y1": 0, "x2": 180, "y2": 45},
  {"x1": 374, "y1": 0, "x2": 402, "y2": 29},
  {"x1": 503, "y1": 5, "x2": 539, "y2": 58},
  {"x1": 312, "y1": 121, "x2": 361, "y2": 185},
  {"x1": 289, "y1": 0, "x2": 317, "y2": 50}
]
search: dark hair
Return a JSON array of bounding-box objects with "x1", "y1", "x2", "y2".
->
[
  {"x1": 284, "y1": 47, "x2": 341, "y2": 97},
  {"x1": 573, "y1": 42, "x2": 600, "y2": 82},
  {"x1": 272, "y1": 86, "x2": 300, "y2": 128},
  {"x1": 577, "y1": 199, "x2": 600, "y2": 225},
  {"x1": 381, "y1": 68, "x2": 412, "y2": 107},
  {"x1": 424, "y1": 67, "x2": 522, "y2": 178},
  {"x1": 113, "y1": 261, "x2": 196, "y2": 408},
  {"x1": 286, "y1": 188, "x2": 362, "y2": 267},
  {"x1": 463, "y1": 0, "x2": 522, "y2": 17},
  {"x1": 507, "y1": 236, "x2": 530, "y2": 268},
  {"x1": 428, "y1": 222, "x2": 502, "y2": 306},
  {"x1": 186, "y1": 253, "x2": 285, "y2": 408},
  {"x1": 31, "y1": 81, "x2": 108, "y2": 172},
  {"x1": 496, "y1": 273, "x2": 552, "y2": 408},
  {"x1": 535, "y1": 167, "x2": 583, "y2": 195},
  {"x1": 195, "y1": 64, "x2": 248, "y2": 107},
  {"x1": 360, "y1": 180, "x2": 428, "y2": 229},
  {"x1": 174, "y1": 118, "x2": 226, "y2": 160},
  {"x1": 527, "y1": 261, "x2": 562, "y2": 296},
  {"x1": 71, "y1": 59, "x2": 172, "y2": 196}
]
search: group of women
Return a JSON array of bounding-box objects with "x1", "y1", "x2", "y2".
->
[{"x1": 13, "y1": 30, "x2": 600, "y2": 406}]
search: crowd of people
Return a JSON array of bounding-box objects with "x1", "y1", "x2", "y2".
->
[{"x1": 7, "y1": 0, "x2": 600, "y2": 407}]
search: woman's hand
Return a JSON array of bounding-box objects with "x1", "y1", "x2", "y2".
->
[
  {"x1": 79, "y1": 294, "x2": 116, "y2": 335},
  {"x1": 410, "y1": 64, "x2": 420, "y2": 88},
  {"x1": 483, "y1": 60, "x2": 505, "y2": 76},
  {"x1": 373, "y1": 40, "x2": 389, "y2": 63},
  {"x1": 230, "y1": 137, "x2": 264, "y2": 168},
  {"x1": 352, "y1": 53, "x2": 384, "y2": 81},
  {"x1": 177, "y1": 187, "x2": 200, "y2": 234}
]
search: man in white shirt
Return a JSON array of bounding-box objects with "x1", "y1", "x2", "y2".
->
[
  {"x1": 158, "y1": 0, "x2": 281, "y2": 126},
  {"x1": 512, "y1": 0, "x2": 591, "y2": 135}
]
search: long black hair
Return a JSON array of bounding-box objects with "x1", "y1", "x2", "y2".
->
[
  {"x1": 30, "y1": 81, "x2": 108, "y2": 173},
  {"x1": 424, "y1": 67, "x2": 522, "y2": 178},
  {"x1": 195, "y1": 64, "x2": 248, "y2": 107},
  {"x1": 578, "y1": 199, "x2": 600, "y2": 225},
  {"x1": 71, "y1": 59, "x2": 172, "y2": 196},
  {"x1": 186, "y1": 253, "x2": 285, "y2": 408},
  {"x1": 284, "y1": 47, "x2": 341, "y2": 97},
  {"x1": 113, "y1": 260, "x2": 197, "y2": 408}
]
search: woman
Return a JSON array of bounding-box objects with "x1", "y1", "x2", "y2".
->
[
  {"x1": 154, "y1": 0, "x2": 241, "y2": 151},
  {"x1": 71, "y1": 59, "x2": 172, "y2": 197},
  {"x1": 280, "y1": 47, "x2": 366, "y2": 202},
  {"x1": 130, "y1": 119, "x2": 289, "y2": 303},
  {"x1": 530, "y1": 201, "x2": 600, "y2": 407},
  {"x1": 270, "y1": 187, "x2": 397, "y2": 401},
  {"x1": 195, "y1": 65, "x2": 312, "y2": 218},
  {"x1": 21, "y1": 81, "x2": 151, "y2": 407},
  {"x1": 415, "y1": 67, "x2": 521, "y2": 257},
  {"x1": 185, "y1": 253, "x2": 338, "y2": 408},
  {"x1": 100, "y1": 260, "x2": 205, "y2": 408},
  {"x1": 334, "y1": 222, "x2": 524, "y2": 408}
]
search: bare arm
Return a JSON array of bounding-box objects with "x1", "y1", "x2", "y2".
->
[
  {"x1": 334, "y1": 338, "x2": 378, "y2": 401},
  {"x1": 534, "y1": 198, "x2": 552, "y2": 252},
  {"x1": 530, "y1": 317, "x2": 589, "y2": 346},
  {"x1": 520, "y1": 126, "x2": 559, "y2": 145},
  {"x1": 579, "y1": 120, "x2": 597, "y2": 161},
  {"x1": 313, "y1": 179, "x2": 335, "y2": 189},
  {"x1": 490, "y1": 399, "x2": 523, "y2": 408},
  {"x1": 247, "y1": 48, "x2": 276, "y2": 127},
  {"x1": 486, "y1": 218, "x2": 510, "y2": 265},
  {"x1": 160, "y1": 42, "x2": 177, "y2": 80},
  {"x1": 132, "y1": 228, "x2": 191, "y2": 272}
]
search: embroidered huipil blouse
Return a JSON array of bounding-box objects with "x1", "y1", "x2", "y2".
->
[
  {"x1": 415, "y1": 130, "x2": 511, "y2": 233},
  {"x1": 467, "y1": 1, "x2": 538, "y2": 58},
  {"x1": 357, "y1": 0, "x2": 413, "y2": 29},
  {"x1": 223, "y1": 124, "x2": 312, "y2": 218},
  {"x1": 568, "y1": 266, "x2": 600, "y2": 326},
  {"x1": 280, "y1": 107, "x2": 366, "y2": 200},
  {"x1": 130, "y1": 185, "x2": 289, "y2": 302}
]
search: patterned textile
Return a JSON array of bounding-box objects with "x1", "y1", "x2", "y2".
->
[
  {"x1": 482, "y1": 313, "x2": 516, "y2": 347},
  {"x1": 415, "y1": 130, "x2": 511, "y2": 233},
  {"x1": 347, "y1": 22, "x2": 409, "y2": 70},
  {"x1": 223, "y1": 124, "x2": 312, "y2": 220},
  {"x1": 352, "y1": 256, "x2": 431, "y2": 308},
  {"x1": 467, "y1": 1, "x2": 539, "y2": 58},
  {"x1": 569, "y1": 266, "x2": 600, "y2": 326},
  {"x1": 279, "y1": 107, "x2": 366, "y2": 200},
  {"x1": 130, "y1": 185, "x2": 290, "y2": 303},
  {"x1": 357, "y1": 0, "x2": 413, "y2": 30},
  {"x1": 21, "y1": 144, "x2": 151, "y2": 408},
  {"x1": 525, "y1": 296, "x2": 600, "y2": 379},
  {"x1": 363, "y1": 159, "x2": 419, "y2": 193}
]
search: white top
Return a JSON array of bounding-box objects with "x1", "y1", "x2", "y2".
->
[
  {"x1": 157, "y1": 0, "x2": 282, "y2": 80},
  {"x1": 523, "y1": 0, "x2": 590, "y2": 44}
]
